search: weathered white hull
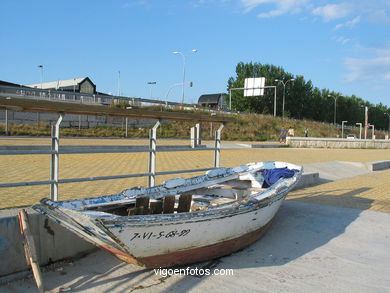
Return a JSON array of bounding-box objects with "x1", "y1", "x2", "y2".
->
[
  {"x1": 109, "y1": 196, "x2": 284, "y2": 258},
  {"x1": 33, "y1": 161, "x2": 302, "y2": 267}
]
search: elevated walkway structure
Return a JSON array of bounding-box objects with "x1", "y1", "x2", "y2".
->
[
  {"x1": 0, "y1": 95, "x2": 234, "y2": 202},
  {"x1": 0, "y1": 96, "x2": 233, "y2": 123}
]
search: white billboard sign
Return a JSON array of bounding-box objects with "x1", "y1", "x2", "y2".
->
[{"x1": 244, "y1": 77, "x2": 265, "y2": 97}]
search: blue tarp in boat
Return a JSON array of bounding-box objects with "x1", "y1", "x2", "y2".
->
[{"x1": 263, "y1": 167, "x2": 298, "y2": 188}]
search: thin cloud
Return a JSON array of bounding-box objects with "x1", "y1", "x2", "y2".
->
[
  {"x1": 240, "y1": 0, "x2": 309, "y2": 17},
  {"x1": 238, "y1": 0, "x2": 389, "y2": 25},
  {"x1": 312, "y1": 3, "x2": 353, "y2": 22},
  {"x1": 366, "y1": 9, "x2": 390, "y2": 24},
  {"x1": 122, "y1": 0, "x2": 148, "y2": 9},
  {"x1": 191, "y1": 0, "x2": 232, "y2": 8},
  {"x1": 344, "y1": 45, "x2": 390, "y2": 82},
  {"x1": 241, "y1": 0, "x2": 273, "y2": 13},
  {"x1": 334, "y1": 16, "x2": 361, "y2": 30},
  {"x1": 334, "y1": 36, "x2": 351, "y2": 45}
]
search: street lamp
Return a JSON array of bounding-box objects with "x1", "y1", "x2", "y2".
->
[
  {"x1": 341, "y1": 120, "x2": 348, "y2": 138},
  {"x1": 36, "y1": 65, "x2": 44, "y2": 126},
  {"x1": 327, "y1": 95, "x2": 340, "y2": 125},
  {"x1": 147, "y1": 81, "x2": 157, "y2": 99},
  {"x1": 173, "y1": 49, "x2": 198, "y2": 105},
  {"x1": 356, "y1": 123, "x2": 362, "y2": 139},
  {"x1": 37, "y1": 65, "x2": 43, "y2": 89},
  {"x1": 117, "y1": 70, "x2": 121, "y2": 96},
  {"x1": 360, "y1": 106, "x2": 369, "y2": 139},
  {"x1": 165, "y1": 82, "x2": 192, "y2": 101},
  {"x1": 275, "y1": 78, "x2": 295, "y2": 119},
  {"x1": 384, "y1": 113, "x2": 390, "y2": 138}
]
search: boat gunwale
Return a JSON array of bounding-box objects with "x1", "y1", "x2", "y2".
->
[
  {"x1": 100, "y1": 175, "x2": 298, "y2": 226},
  {"x1": 33, "y1": 161, "x2": 302, "y2": 226},
  {"x1": 37, "y1": 161, "x2": 301, "y2": 205}
]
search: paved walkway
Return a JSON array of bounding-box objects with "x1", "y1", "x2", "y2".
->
[
  {"x1": 288, "y1": 168, "x2": 390, "y2": 213},
  {"x1": 1, "y1": 137, "x2": 390, "y2": 210}
]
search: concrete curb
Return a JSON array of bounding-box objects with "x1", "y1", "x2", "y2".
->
[
  {"x1": 365, "y1": 160, "x2": 390, "y2": 171},
  {"x1": 294, "y1": 172, "x2": 320, "y2": 190}
]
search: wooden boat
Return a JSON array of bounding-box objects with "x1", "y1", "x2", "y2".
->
[{"x1": 33, "y1": 161, "x2": 302, "y2": 268}]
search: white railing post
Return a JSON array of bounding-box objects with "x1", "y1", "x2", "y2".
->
[
  {"x1": 148, "y1": 120, "x2": 161, "y2": 187},
  {"x1": 214, "y1": 123, "x2": 224, "y2": 168},
  {"x1": 190, "y1": 126, "x2": 196, "y2": 148},
  {"x1": 50, "y1": 114, "x2": 63, "y2": 201},
  {"x1": 195, "y1": 123, "x2": 201, "y2": 146},
  {"x1": 191, "y1": 123, "x2": 201, "y2": 148}
]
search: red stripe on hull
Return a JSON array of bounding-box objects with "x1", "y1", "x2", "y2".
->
[{"x1": 99, "y1": 244, "x2": 143, "y2": 266}]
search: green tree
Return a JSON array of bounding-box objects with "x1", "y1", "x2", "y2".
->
[{"x1": 227, "y1": 61, "x2": 389, "y2": 130}]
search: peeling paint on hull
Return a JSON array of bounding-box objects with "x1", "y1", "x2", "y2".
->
[
  {"x1": 33, "y1": 161, "x2": 302, "y2": 267},
  {"x1": 137, "y1": 220, "x2": 273, "y2": 268}
]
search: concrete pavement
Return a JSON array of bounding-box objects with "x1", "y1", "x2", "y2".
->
[{"x1": 1, "y1": 201, "x2": 389, "y2": 293}]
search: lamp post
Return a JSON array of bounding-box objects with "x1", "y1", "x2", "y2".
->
[
  {"x1": 117, "y1": 70, "x2": 121, "y2": 96},
  {"x1": 341, "y1": 120, "x2": 348, "y2": 138},
  {"x1": 356, "y1": 123, "x2": 362, "y2": 139},
  {"x1": 363, "y1": 106, "x2": 369, "y2": 139},
  {"x1": 275, "y1": 78, "x2": 294, "y2": 119},
  {"x1": 37, "y1": 65, "x2": 43, "y2": 126},
  {"x1": 165, "y1": 82, "x2": 190, "y2": 102},
  {"x1": 147, "y1": 81, "x2": 157, "y2": 99},
  {"x1": 328, "y1": 95, "x2": 339, "y2": 125},
  {"x1": 37, "y1": 65, "x2": 43, "y2": 89},
  {"x1": 384, "y1": 113, "x2": 390, "y2": 138},
  {"x1": 73, "y1": 78, "x2": 76, "y2": 101},
  {"x1": 173, "y1": 49, "x2": 197, "y2": 105}
]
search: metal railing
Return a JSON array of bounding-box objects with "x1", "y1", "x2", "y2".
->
[
  {"x1": 0, "y1": 116, "x2": 225, "y2": 201},
  {"x1": 0, "y1": 85, "x2": 182, "y2": 107}
]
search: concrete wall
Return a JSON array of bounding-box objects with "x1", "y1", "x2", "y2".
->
[
  {"x1": 287, "y1": 137, "x2": 390, "y2": 149},
  {"x1": 0, "y1": 208, "x2": 95, "y2": 278}
]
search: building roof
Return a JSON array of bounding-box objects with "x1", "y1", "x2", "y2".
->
[
  {"x1": 0, "y1": 80, "x2": 24, "y2": 87},
  {"x1": 26, "y1": 77, "x2": 89, "y2": 89},
  {"x1": 198, "y1": 93, "x2": 226, "y2": 104}
]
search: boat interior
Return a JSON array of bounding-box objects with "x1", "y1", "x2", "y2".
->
[{"x1": 82, "y1": 179, "x2": 266, "y2": 216}]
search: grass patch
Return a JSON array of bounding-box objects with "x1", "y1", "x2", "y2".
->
[{"x1": 0, "y1": 112, "x2": 387, "y2": 140}]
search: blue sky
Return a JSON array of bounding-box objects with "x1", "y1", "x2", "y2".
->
[{"x1": 1, "y1": 0, "x2": 389, "y2": 106}]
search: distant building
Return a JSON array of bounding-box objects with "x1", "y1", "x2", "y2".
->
[
  {"x1": 0, "y1": 80, "x2": 25, "y2": 87},
  {"x1": 26, "y1": 77, "x2": 96, "y2": 94},
  {"x1": 198, "y1": 93, "x2": 228, "y2": 110}
]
